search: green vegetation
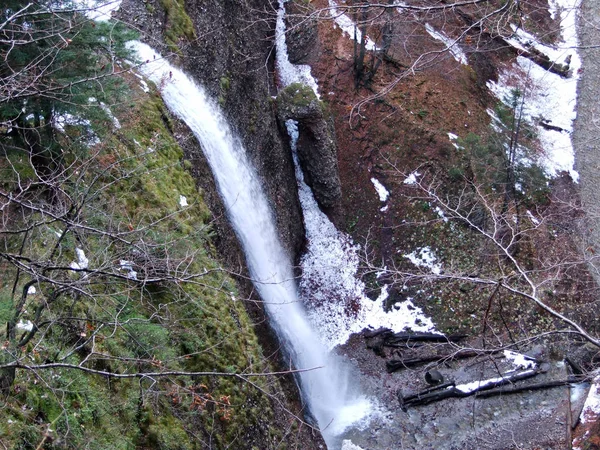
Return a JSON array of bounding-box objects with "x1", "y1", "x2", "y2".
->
[
  {"x1": 159, "y1": 0, "x2": 197, "y2": 53},
  {"x1": 0, "y1": 4, "x2": 291, "y2": 448},
  {"x1": 0, "y1": 78, "x2": 284, "y2": 449},
  {"x1": 278, "y1": 82, "x2": 322, "y2": 110}
]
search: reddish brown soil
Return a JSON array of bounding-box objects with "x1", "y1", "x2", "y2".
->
[
  {"x1": 305, "y1": 3, "x2": 600, "y2": 339},
  {"x1": 309, "y1": 3, "x2": 492, "y2": 248}
]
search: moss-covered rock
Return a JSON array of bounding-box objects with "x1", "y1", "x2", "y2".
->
[
  {"x1": 277, "y1": 83, "x2": 341, "y2": 209},
  {"x1": 0, "y1": 73, "x2": 313, "y2": 449}
]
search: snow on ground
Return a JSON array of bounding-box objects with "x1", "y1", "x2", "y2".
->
[
  {"x1": 434, "y1": 206, "x2": 448, "y2": 222},
  {"x1": 179, "y1": 195, "x2": 188, "y2": 207},
  {"x1": 276, "y1": 6, "x2": 436, "y2": 350},
  {"x1": 526, "y1": 210, "x2": 540, "y2": 225},
  {"x1": 503, "y1": 350, "x2": 536, "y2": 369},
  {"x1": 134, "y1": 73, "x2": 150, "y2": 93},
  {"x1": 486, "y1": 0, "x2": 581, "y2": 181},
  {"x1": 403, "y1": 171, "x2": 421, "y2": 185},
  {"x1": 17, "y1": 320, "x2": 34, "y2": 332},
  {"x1": 79, "y1": 0, "x2": 122, "y2": 21},
  {"x1": 328, "y1": 0, "x2": 378, "y2": 51},
  {"x1": 448, "y1": 132, "x2": 462, "y2": 149},
  {"x1": 370, "y1": 178, "x2": 390, "y2": 202},
  {"x1": 98, "y1": 101, "x2": 122, "y2": 129},
  {"x1": 404, "y1": 247, "x2": 442, "y2": 275},
  {"x1": 275, "y1": 0, "x2": 320, "y2": 95},
  {"x1": 54, "y1": 114, "x2": 100, "y2": 146},
  {"x1": 425, "y1": 24, "x2": 468, "y2": 65},
  {"x1": 579, "y1": 376, "x2": 600, "y2": 424},
  {"x1": 119, "y1": 260, "x2": 138, "y2": 280},
  {"x1": 70, "y1": 248, "x2": 89, "y2": 270}
]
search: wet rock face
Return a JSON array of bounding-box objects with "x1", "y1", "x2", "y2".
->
[
  {"x1": 119, "y1": 0, "x2": 306, "y2": 262},
  {"x1": 284, "y1": 1, "x2": 319, "y2": 65},
  {"x1": 277, "y1": 83, "x2": 342, "y2": 210}
]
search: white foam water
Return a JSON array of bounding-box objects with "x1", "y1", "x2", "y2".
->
[{"x1": 130, "y1": 42, "x2": 371, "y2": 447}]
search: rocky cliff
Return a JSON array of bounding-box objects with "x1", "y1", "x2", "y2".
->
[
  {"x1": 122, "y1": 0, "x2": 306, "y2": 262},
  {"x1": 0, "y1": 0, "x2": 326, "y2": 448}
]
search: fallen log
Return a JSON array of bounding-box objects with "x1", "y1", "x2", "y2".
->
[
  {"x1": 386, "y1": 350, "x2": 480, "y2": 372},
  {"x1": 367, "y1": 330, "x2": 467, "y2": 358},
  {"x1": 384, "y1": 332, "x2": 468, "y2": 345},
  {"x1": 398, "y1": 381, "x2": 457, "y2": 411},
  {"x1": 399, "y1": 369, "x2": 540, "y2": 408},
  {"x1": 476, "y1": 377, "x2": 582, "y2": 399}
]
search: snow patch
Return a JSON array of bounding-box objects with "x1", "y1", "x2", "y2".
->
[
  {"x1": 119, "y1": 260, "x2": 138, "y2": 280},
  {"x1": 179, "y1": 195, "x2": 188, "y2": 207},
  {"x1": 370, "y1": 178, "x2": 390, "y2": 202},
  {"x1": 328, "y1": 0, "x2": 378, "y2": 51},
  {"x1": 425, "y1": 24, "x2": 468, "y2": 65},
  {"x1": 54, "y1": 113, "x2": 99, "y2": 146},
  {"x1": 17, "y1": 320, "x2": 34, "y2": 332},
  {"x1": 99, "y1": 101, "x2": 121, "y2": 129},
  {"x1": 80, "y1": 0, "x2": 122, "y2": 21},
  {"x1": 139, "y1": 79, "x2": 150, "y2": 93},
  {"x1": 448, "y1": 132, "x2": 462, "y2": 149},
  {"x1": 503, "y1": 350, "x2": 536, "y2": 369},
  {"x1": 70, "y1": 248, "x2": 89, "y2": 270},
  {"x1": 404, "y1": 247, "x2": 442, "y2": 275},
  {"x1": 526, "y1": 210, "x2": 540, "y2": 225},
  {"x1": 434, "y1": 206, "x2": 448, "y2": 222},
  {"x1": 403, "y1": 171, "x2": 421, "y2": 185}
]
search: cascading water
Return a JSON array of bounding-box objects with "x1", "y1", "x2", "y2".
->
[{"x1": 129, "y1": 42, "x2": 371, "y2": 447}]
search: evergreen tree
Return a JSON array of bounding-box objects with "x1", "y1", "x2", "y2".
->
[{"x1": 1, "y1": 1, "x2": 136, "y2": 179}]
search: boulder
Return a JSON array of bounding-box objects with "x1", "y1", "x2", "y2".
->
[{"x1": 277, "y1": 83, "x2": 341, "y2": 210}]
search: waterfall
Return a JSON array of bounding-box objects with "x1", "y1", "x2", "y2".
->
[{"x1": 129, "y1": 42, "x2": 371, "y2": 447}]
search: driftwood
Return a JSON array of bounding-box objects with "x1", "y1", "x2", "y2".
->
[
  {"x1": 476, "y1": 377, "x2": 582, "y2": 399},
  {"x1": 386, "y1": 350, "x2": 479, "y2": 372},
  {"x1": 399, "y1": 369, "x2": 540, "y2": 409},
  {"x1": 385, "y1": 332, "x2": 468, "y2": 345},
  {"x1": 386, "y1": 346, "x2": 538, "y2": 373},
  {"x1": 366, "y1": 328, "x2": 468, "y2": 357}
]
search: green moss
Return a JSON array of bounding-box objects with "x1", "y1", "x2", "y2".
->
[
  {"x1": 159, "y1": 0, "x2": 196, "y2": 53},
  {"x1": 147, "y1": 413, "x2": 194, "y2": 449},
  {"x1": 0, "y1": 75, "x2": 281, "y2": 448},
  {"x1": 219, "y1": 76, "x2": 231, "y2": 92},
  {"x1": 281, "y1": 82, "x2": 319, "y2": 108}
]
